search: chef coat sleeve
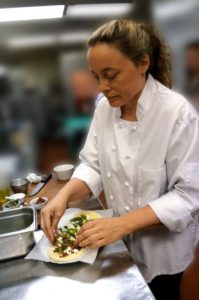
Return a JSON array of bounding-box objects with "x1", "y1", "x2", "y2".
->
[
  {"x1": 71, "y1": 107, "x2": 103, "y2": 197},
  {"x1": 149, "y1": 104, "x2": 199, "y2": 232}
]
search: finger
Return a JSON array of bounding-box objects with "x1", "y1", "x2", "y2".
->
[
  {"x1": 78, "y1": 219, "x2": 101, "y2": 234},
  {"x1": 83, "y1": 238, "x2": 106, "y2": 249},
  {"x1": 41, "y1": 209, "x2": 54, "y2": 242},
  {"x1": 88, "y1": 239, "x2": 106, "y2": 249},
  {"x1": 40, "y1": 213, "x2": 44, "y2": 231},
  {"x1": 52, "y1": 214, "x2": 62, "y2": 235},
  {"x1": 40, "y1": 208, "x2": 46, "y2": 233},
  {"x1": 78, "y1": 233, "x2": 102, "y2": 248},
  {"x1": 76, "y1": 227, "x2": 98, "y2": 243}
]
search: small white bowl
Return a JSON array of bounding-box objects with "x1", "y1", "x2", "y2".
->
[
  {"x1": 3, "y1": 200, "x2": 21, "y2": 211},
  {"x1": 53, "y1": 164, "x2": 74, "y2": 181},
  {"x1": 30, "y1": 196, "x2": 48, "y2": 210},
  {"x1": 5, "y1": 193, "x2": 25, "y2": 204}
]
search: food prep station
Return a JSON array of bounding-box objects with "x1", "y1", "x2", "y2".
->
[
  {"x1": 0, "y1": 207, "x2": 36, "y2": 261},
  {"x1": 0, "y1": 178, "x2": 155, "y2": 300}
]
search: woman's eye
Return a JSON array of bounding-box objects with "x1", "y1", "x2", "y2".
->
[
  {"x1": 106, "y1": 73, "x2": 118, "y2": 80},
  {"x1": 93, "y1": 75, "x2": 99, "y2": 81}
]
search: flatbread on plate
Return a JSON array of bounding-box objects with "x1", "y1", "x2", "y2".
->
[{"x1": 48, "y1": 210, "x2": 101, "y2": 262}]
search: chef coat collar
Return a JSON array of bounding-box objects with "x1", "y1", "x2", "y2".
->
[{"x1": 115, "y1": 74, "x2": 156, "y2": 121}]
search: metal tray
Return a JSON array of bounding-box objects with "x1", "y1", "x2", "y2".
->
[{"x1": 0, "y1": 206, "x2": 37, "y2": 261}]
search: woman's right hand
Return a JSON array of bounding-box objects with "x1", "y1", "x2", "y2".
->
[
  {"x1": 40, "y1": 194, "x2": 67, "y2": 242},
  {"x1": 40, "y1": 178, "x2": 92, "y2": 242}
]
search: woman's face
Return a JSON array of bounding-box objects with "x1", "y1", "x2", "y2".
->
[{"x1": 87, "y1": 43, "x2": 149, "y2": 108}]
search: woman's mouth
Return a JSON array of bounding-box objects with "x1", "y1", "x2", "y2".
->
[{"x1": 107, "y1": 95, "x2": 118, "y2": 100}]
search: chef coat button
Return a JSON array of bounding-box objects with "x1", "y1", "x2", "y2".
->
[
  {"x1": 125, "y1": 155, "x2": 131, "y2": 159},
  {"x1": 125, "y1": 206, "x2": 130, "y2": 212},
  {"x1": 132, "y1": 125, "x2": 137, "y2": 131},
  {"x1": 189, "y1": 115, "x2": 195, "y2": 122},
  {"x1": 129, "y1": 187, "x2": 134, "y2": 194},
  {"x1": 119, "y1": 122, "x2": 123, "y2": 128},
  {"x1": 112, "y1": 145, "x2": 116, "y2": 152},
  {"x1": 93, "y1": 133, "x2": 97, "y2": 138},
  {"x1": 110, "y1": 195, "x2": 114, "y2": 201},
  {"x1": 107, "y1": 172, "x2": 111, "y2": 178},
  {"x1": 124, "y1": 181, "x2": 129, "y2": 187}
]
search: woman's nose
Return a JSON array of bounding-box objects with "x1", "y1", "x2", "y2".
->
[{"x1": 98, "y1": 80, "x2": 111, "y2": 93}]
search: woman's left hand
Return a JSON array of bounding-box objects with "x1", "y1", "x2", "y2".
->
[{"x1": 76, "y1": 217, "x2": 127, "y2": 249}]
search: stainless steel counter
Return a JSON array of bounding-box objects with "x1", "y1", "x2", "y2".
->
[
  {"x1": 0, "y1": 230, "x2": 155, "y2": 300},
  {"x1": 0, "y1": 197, "x2": 155, "y2": 299}
]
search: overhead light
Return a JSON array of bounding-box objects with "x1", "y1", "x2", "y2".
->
[
  {"x1": 7, "y1": 32, "x2": 90, "y2": 49},
  {"x1": 59, "y1": 32, "x2": 89, "y2": 44},
  {"x1": 7, "y1": 35, "x2": 57, "y2": 48},
  {"x1": 66, "y1": 4, "x2": 132, "y2": 17},
  {"x1": 154, "y1": 0, "x2": 198, "y2": 20},
  {"x1": 0, "y1": 5, "x2": 64, "y2": 22}
]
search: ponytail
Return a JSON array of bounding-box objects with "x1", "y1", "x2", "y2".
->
[{"x1": 140, "y1": 23, "x2": 172, "y2": 88}]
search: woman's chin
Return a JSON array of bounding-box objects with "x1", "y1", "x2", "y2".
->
[{"x1": 107, "y1": 98, "x2": 121, "y2": 107}]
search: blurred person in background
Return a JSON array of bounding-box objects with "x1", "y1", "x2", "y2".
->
[
  {"x1": 65, "y1": 69, "x2": 99, "y2": 160},
  {"x1": 41, "y1": 20, "x2": 199, "y2": 300},
  {"x1": 69, "y1": 70, "x2": 98, "y2": 116},
  {"x1": 184, "y1": 40, "x2": 199, "y2": 112}
]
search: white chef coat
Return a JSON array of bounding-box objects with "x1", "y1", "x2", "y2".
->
[{"x1": 72, "y1": 74, "x2": 199, "y2": 282}]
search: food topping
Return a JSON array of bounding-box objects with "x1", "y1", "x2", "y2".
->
[
  {"x1": 5, "y1": 199, "x2": 20, "y2": 208},
  {"x1": 36, "y1": 197, "x2": 46, "y2": 204},
  {"x1": 53, "y1": 214, "x2": 93, "y2": 258}
]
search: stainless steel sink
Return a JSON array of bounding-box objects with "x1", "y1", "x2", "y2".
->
[{"x1": 0, "y1": 206, "x2": 37, "y2": 261}]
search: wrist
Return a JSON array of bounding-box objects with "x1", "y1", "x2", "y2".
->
[
  {"x1": 120, "y1": 214, "x2": 135, "y2": 236},
  {"x1": 57, "y1": 187, "x2": 71, "y2": 206}
]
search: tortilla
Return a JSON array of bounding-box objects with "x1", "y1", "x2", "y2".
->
[
  {"x1": 73, "y1": 210, "x2": 101, "y2": 220},
  {"x1": 48, "y1": 210, "x2": 101, "y2": 262},
  {"x1": 48, "y1": 246, "x2": 87, "y2": 262}
]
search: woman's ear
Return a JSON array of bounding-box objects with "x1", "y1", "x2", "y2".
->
[{"x1": 139, "y1": 54, "x2": 150, "y2": 75}]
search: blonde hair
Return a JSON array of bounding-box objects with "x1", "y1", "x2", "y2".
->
[{"x1": 88, "y1": 20, "x2": 172, "y2": 88}]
